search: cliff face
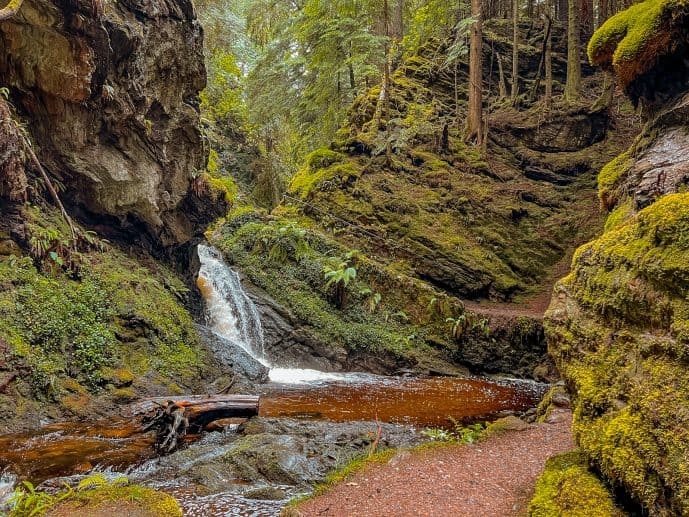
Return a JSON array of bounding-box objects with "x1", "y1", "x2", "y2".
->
[
  {"x1": 546, "y1": 1, "x2": 689, "y2": 513},
  {"x1": 0, "y1": 0, "x2": 215, "y2": 246}
]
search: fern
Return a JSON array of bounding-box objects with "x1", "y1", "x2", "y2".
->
[{"x1": 77, "y1": 473, "x2": 108, "y2": 491}]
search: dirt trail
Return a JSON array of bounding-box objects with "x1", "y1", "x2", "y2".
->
[
  {"x1": 465, "y1": 252, "x2": 575, "y2": 320},
  {"x1": 293, "y1": 414, "x2": 573, "y2": 517}
]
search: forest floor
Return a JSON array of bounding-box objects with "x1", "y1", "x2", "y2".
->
[
  {"x1": 464, "y1": 251, "x2": 575, "y2": 320},
  {"x1": 291, "y1": 412, "x2": 573, "y2": 517}
]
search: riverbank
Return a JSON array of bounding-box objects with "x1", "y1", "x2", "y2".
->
[{"x1": 290, "y1": 413, "x2": 574, "y2": 516}]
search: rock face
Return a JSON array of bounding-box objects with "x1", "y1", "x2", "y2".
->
[
  {"x1": 547, "y1": 3, "x2": 689, "y2": 514},
  {"x1": 0, "y1": 0, "x2": 216, "y2": 246}
]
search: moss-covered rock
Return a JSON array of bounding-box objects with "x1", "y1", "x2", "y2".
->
[
  {"x1": 278, "y1": 44, "x2": 633, "y2": 304},
  {"x1": 0, "y1": 204, "x2": 216, "y2": 429},
  {"x1": 44, "y1": 485, "x2": 181, "y2": 517},
  {"x1": 547, "y1": 195, "x2": 689, "y2": 514},
  {"x1": 547, "y1": 17, "x2": 689, "y2": 510},
  {"x1": 207, "y1": 210, "x2": 468, "y2": 374},
  {"x1": 588, "y1": 0, "x2": 689, "y2": 88},
  {"x1": 528, "y1": 451, "x2": 622, "y2": 517}
]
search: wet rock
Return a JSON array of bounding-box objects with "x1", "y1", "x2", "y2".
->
[
  {"x1": 454, "y1": 313, "x2": 556, "y2": 381},
  {"x1": 243, "y1": 486, "x2": 287, "y2": 501},
  {"x1": 632, "y1": 127, "x2": 689, "y2": 209},
  {"x1": 509, "y1": 109, "x2": 609, "y2": 153},
  {"x1": 0, "y1": 0, "x2": 224, "y2": 246},
  {"x1": 195, "y1": 324, "x2": 269, "y2": 388},
  {"x1": 224, "y1": 434, "x2": 320, "y2": 485},
  {"x1": 140, "y1": 417, "x2": 424, "y2": 494}
]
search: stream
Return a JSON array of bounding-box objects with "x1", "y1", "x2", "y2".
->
[{"x1": 0, "y1": 245, "x2": 548, "y2": 516}]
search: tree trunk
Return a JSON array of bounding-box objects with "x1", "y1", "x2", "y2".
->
[
  {"x1": 598, "y1": 0, "x2": 609, "y2": 26},
  {"x1": 497, "y1": 52, "x2": 508, "y2": 99},
  {"x1": 392, "y1": 0, "x2": 404, "y2": 40},
  {"x1": 0, "y1": 0, "x2": 24, "y2": 21},
  {"x1": 565, "y1": 0, "x2": 582, "y2": 101},
  {"x1": 581, "y1": 0, "x2": 594, "y2": 40},
  {"x1": 557, "y1": 0, "x2": 568, "y2": 22},
  {"x1": 466, "y1": 0, "x2": 484, "y2": 146},
  {"x1": 545, "y1": 0, "x2": 553, "y2": 107},
  {"x1": 511, "y1": 0, "x2": 519, "y2": 102},
  {"x1": 529, "y1": 14, "x2": 552, "y2": 102}
]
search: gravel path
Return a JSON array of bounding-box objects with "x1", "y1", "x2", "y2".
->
[{"x1": 295, "y1": 414, "x2": 573, "y2": 517}]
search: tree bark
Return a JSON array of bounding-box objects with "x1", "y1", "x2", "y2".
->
[
  {"x1": 0, "y1": 0, "x2": 24, "y2": 21},
  {"x1": 497, "y1": 52, "x2": 508, "y2": 99},
  {"x1": 545, "y1": 0, "x2": 553, "y2": 107},
  {"x1": 511, "y1": 0, "x2": 519, "y2": 102},
  {"x1": 565, "y1": 0, "x2": 582, "y2": 101},
  {"x1": 466, "y1": 0, "x2": 484, "y2": 146}
]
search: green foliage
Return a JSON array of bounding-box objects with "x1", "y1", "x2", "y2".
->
[
  {"x1": 0, "y1": 208, "x2": 206, "y2": 402},
  {"x1": 8, "y1": 475, "x2": 181, "y2": 517},
  {"x1": 528, "y1": 451, "x2": 622, "y2": 517},
  {"x1": 421, "y1": 420, "x2": 485, "y2": 444},
  {"x1": 323, "y1": 255, "x2": 358, "y2": 309},
  {"x1": 7, "y1": 480, "x2": 72, "y2": 517},
  {"x1": 254, "y1": 220, "x2": 312, "y2": 263}
]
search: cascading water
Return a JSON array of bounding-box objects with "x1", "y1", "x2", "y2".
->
[
  {"x1": 197, "y1": 244, "x2": 352, "y2": 383},
  {"x1": 197, "y1": 245, "x2": 268, "y2": 366}
]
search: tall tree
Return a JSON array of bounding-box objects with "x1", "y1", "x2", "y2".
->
[
  {"x1": 511, "y1": 0, "x2": 519, "y2": 101},
  {"x1": 565, "y1": 0, "x2": 582, "y2": 101},
  {"x1": 466, "y1": 0, "x2": 484, "y2": 145},
  {"x1": 544, "y1": 0, "x2": 553, "y2": 107}
]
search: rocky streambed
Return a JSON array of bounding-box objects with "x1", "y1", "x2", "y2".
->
[{"x1": 0, "y1": 373, "x2": 547, "y2": 516}]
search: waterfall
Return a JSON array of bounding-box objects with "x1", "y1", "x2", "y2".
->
[
  {"x1": 197, "y1": 244, "x2": 357, "y2": 384},
  {"x1": 197, "y1": 244, "x2": 268, "y2": 366}
]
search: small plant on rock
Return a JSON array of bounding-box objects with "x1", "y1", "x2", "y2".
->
[{"x1": 323, "y1": 257, "x2": 357, "y2": 309}]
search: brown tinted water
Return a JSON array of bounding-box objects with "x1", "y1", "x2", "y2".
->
[
  {"x1": 260, "y1": 375, "x2": 547, "y2": 427},
  {"x1": 0, "y1": 375, "x2": 547, "y2": 485}
]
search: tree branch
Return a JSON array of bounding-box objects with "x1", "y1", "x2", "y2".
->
[{"x1": 0, "y1": 0, "x2": 25, "y2": 22}]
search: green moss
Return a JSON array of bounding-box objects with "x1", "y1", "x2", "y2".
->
[
  {"x1": 528, "y1": 451, "x2": 622, "y2": 517},
  {"x1": 45, "y1": 485, "x2": 181, "y2": 517},
  {"x1": 588, "y1": 0, "x2": 689, "y2": 86},
  {"x1": 598, "y1": 151, "x2": 633, "y2": 211},
  {"x1": 306, "y1": 148, "x2": 345, "y2": 170},
  {"x1": 603, "y1": 198, "x2": 634, "y2": 232},
  {"x1": 289, "y1": 158, "x2": 358, "y2": 200},
  {"x1": 0, "y1": 207, "x2": 207, "y2": 404},
  {"x1": 547, "y1": 193, "x2": 689, "y2": 515}
]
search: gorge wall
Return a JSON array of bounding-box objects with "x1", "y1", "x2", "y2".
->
[
  {"x1": 0, "y1": 0, "x2": 220, "y2": 247},
  {"x1": 545, "y1": 1, "x2": 689, "y2": 513}
]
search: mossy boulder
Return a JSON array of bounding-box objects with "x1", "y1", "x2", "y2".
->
[
  {"x1": 528, "y1": 451, "x2": 622, "y2": 517},
  {"x1": 45, "y1": 485, "x2": 181, "y2": 517},
  {"x1": 588, "y1": 0, "x2": 689, "y2": 87},
  {"x1": 547, "y1": 193, "x2": 689, "y2": 514}
]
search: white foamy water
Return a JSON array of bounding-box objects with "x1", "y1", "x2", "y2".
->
[
  {"x1": 268, "y1": 368, "x2": 360, "y2": 384},
  {"x1": 197, "y1": 245, "x2": 269, "y2": 366},
  {"x1": 198, "y1": 244, "x2": 362, "y2": 384}
]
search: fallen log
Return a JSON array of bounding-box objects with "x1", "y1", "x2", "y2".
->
[{"x1": 126, "y1": 395, "x2": 260, "y2": 453}]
